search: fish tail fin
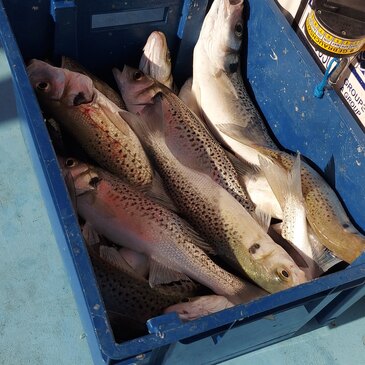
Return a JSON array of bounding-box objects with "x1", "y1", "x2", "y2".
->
[
  {"x1": 99, "y1": 245, "x2": 140, "y2": 274},
  {"x1": 259, "y1": 152, "x2": 303, "y2": 209},
  {"x1": 82, "y1": 221, "x2": 100, "y2": 246},
  {"x1": 308, "y1": 225, "x2": 343, "y2": 272},
  {"x1": 314, "y1": 245, "x2": 342, "y2": 272}
]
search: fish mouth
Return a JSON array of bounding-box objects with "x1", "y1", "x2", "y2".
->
[
  {"x1": 54, "y1": 84, "x2": 96, "y2": 107},
  {"x1": 143, "y1": 31, "x2": 169, "y2": 65},
  {"x1": 73, "y1": 169, "x2": 102, "y2": 196},
  {"x1": 73, "y1": 91, "x2": 95, "y2": 106},
  {"x1": 223, "y1": 45, "x2": 241, "y2": 55}
]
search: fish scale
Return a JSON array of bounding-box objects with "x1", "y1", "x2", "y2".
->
[
  {"x1": 228, "y1": 72, "x2": 278, "y2": 149},
  {"x1": 148, "y1": 143, "x2": 237, "y2": 259}
]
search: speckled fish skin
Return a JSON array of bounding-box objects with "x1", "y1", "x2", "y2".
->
[
  {"x1": 192, "y1": 0, "x2": 278, "y2": 159},
  {"x1": 139, "y1": 31, "x2": 174, "y2": 90},
  {"x1": 62, "y1": 56, "x2": 126, "y2": 109},
  {"x1": 61, "y1": 157, "x2": 265, "y2": 304},
  {"x1": 257, "y1": 145, "x2": 365, "y2": 263},
  {"x1": 114, "y1": 65, "x2": 256, "y2": 215},
  {"x1": 27, "y1": 59, "x2": 153, "y2": 187},
  {"x1": 122, "y1": 109, "x2": 307, "y2": 294},
  {"x1": 88, "y1": 246, "x2": 191, "y2": 324}
]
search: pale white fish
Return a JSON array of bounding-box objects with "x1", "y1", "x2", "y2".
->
[
  {"x1": 259, "y1": 153, "x2": 321, "y2": 279},
  {"x1": 192, "y1": 0, "x2": 278, "y2": 155},
  {"x1": 139, "y1": 31, "x2": 174, "y2": 90}
]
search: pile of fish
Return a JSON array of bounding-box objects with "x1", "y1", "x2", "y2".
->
[{"x1": 26, "y1": 0, "x2": 364, "y2": 341}]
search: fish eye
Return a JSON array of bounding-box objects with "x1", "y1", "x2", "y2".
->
[
  {"x1": 65, "y1": 158, "x2": 76, "y2": 167},
  {"x1": 133, "y1": 70, "x2": 144, "y2": 81},
  {"x1": 36, "y1": 82, "x2": 49, "y2": 90},
  {"x1": 234, "y1": 22, "x2": 243, "y2": 37},
  {"x1": 277, "y1": 267, "x2": 290, "y2": 281}
]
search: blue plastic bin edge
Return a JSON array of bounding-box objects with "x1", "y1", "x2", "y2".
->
[
  {"x1": 0, "y1": 2, "x2": 114, "y2": 363},
  {"x1": 1, "y1": 0, "x2": 365, "y2": 363}
]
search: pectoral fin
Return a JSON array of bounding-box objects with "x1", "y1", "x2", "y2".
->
[
  {"x1": 82, "y1": 221, "x2": 100, "y2": 246},
  {"x1": 149, "y1": 259, "x2": 191, "y2": 287}
]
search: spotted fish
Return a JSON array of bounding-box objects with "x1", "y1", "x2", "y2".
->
[
  {"x1": 61, "y1": 157, "x2": 265, "y2": 304},
  {"x1": 27, "y1": 59, "x2": 153, "y2": 187},
  {"x1": 118, "y1": 98, "x2": 307, "y2": 293},
  {"x1": 113, "y1": 65, "x2": 257, "y2": 215}
]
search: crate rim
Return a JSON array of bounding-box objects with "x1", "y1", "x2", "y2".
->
[{"x1": 1, "y1": 0, "x2": 365, "y2": 362}]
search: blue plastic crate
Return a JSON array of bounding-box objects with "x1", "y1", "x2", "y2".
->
[{"x1": 1, "y1": 0, "x2": 364, "y2": 364}]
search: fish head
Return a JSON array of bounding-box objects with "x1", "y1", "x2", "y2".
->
[
  {"x1": 27, "y1": 59, "x2": 67, "y2": 102},
  {"x1": 199, "y1": 0, "x2": 244, "y2": 72},
  {"x1": 113, "y1": 65, "x2": 159, "y2": 114},
  {"x1": 27, "y1": 59, "x2": 95, "y2": 107},
  {"x1": 58, "y1": 157, "x2": 101, "y2": 197},
  {"x1": 139, "y1": 31, "x2": 172, "y2": 87},
  {"x1": 248, "y1": 238, "x2": 308, "y2": 292}
]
